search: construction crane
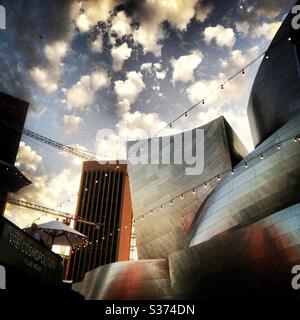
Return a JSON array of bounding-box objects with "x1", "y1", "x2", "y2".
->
[
  {"x1": 7, "y1": 197, "x2": 102, "y2": 228},
  {"x1": 23, "y1": 128, "x2": 98, "y2": 161}
]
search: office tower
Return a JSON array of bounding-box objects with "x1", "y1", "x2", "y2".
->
[{"x1": 67, "y1": 162, "x2": 133, "y2": 282}]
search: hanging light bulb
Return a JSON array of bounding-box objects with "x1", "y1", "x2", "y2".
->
[
  {"x1": 185, "y1": 112, "x2": 188, "y2": 117},
  {"x1": 170, "y1": 123, "x2": 173, "y2": 128},
  {"x1": 160, "y1": 205, "x2": 163, "y2": 211},
  {"x1": 217, "y1": 175, "x2": 221, "y2": 181},
  {"x1": 245, "y1": 162, "x2": 248, "y2": 168},
  {"x1": 288, "y1": 37, "x2": 292, "y2": 41},
  {"x1": 277, "y1": 143, "x2": 281, "y2": 150},
  {"x1": 192, "y1": 189, "x2": 196, "y2": 195},
  {"x1": 242, "y1": 69, "x2": 245, "y2": 76},
  {"x1": 221, "y1": 85, "x2": 224, "y2": 90},
  {"x1": 202, "y1": 99, "x2": 205, "y2": 104},
  {"x1": 150, "y1": 210, "x2": 154, "y2": 215},
  {"x1": 260, "y1": 154, "x2": 264, "y2": 160},
  {"x1": 180, "y1": 194, "x2": 184, "y2": 200},
  {"x1": 265, "y1": 53, "x2": 269, "y2": 59},
  {"x1": 204, "y1": 182, "x2": 207, "y2": 188},
  {"x1": 231, "y1": 170, "x2": 234, "y2": 175},
  {"x1": 170, "y1": 200, "x2": 173, "y2": 206},
  {"x1": 294, "y1": 137, "x2": 297, "y2": 142}
]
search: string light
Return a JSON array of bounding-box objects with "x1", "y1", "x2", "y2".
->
[
  {"x1": 136, "y1": 132, "x2": 299, "y2": 222},
  {"x1": 180, "y1": 194, "x2": 184, "y2": 200},
  {"x1": 217, "y1": 175, "x2": 221, "y2": 181},
  {"x1": 242, "y1": 69, "x2": 245, "y2": 76}
]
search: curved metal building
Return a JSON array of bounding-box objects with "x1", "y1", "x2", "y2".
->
[{"x1": 248, "y1": 4, "x2": 300, "y2": 147}]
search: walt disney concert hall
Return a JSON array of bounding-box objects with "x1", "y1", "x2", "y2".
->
[{"x1": 72, "y1": 5, "x2": 300, "y2": 299}]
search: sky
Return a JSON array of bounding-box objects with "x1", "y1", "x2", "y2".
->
[{"x1": 0, "y1": 0, "x2": 296, "y2": 229}]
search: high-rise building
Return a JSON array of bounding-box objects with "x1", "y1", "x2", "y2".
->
[
  {"x1": 67, "y1": 162, "x2": 133, "y2": 282},
  {"x1": 0, "y1": 91, "x2": 31, "y2": 215}
]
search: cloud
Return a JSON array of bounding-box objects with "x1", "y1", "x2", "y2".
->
[
  {"x1": 66, "y1": 68, "x2": 109, "y2": 111},
  {"x1": 219, "y1": 46, "x2": 259, "y2": 71},
  {"x1": 204, "y1": 25, "x2": 236, "y2": 48},
  {"x1": 110, "y1": 11, "x2": 132, "y2": 38},
  {"x1": 254, "y1": 21, "x2": 282, "y2": 40},
  {"x1": 140, "y1": 62, "x2": 167, "y2": 80},
  {"x1": 5, "y1": 141, "x2": 81, "y2": 228},
  {"x1": 171, "y1": 50, "x2": 203, "y2": 84},
  {"x1": 111, "y1": 42, "x2": 132, "y2": 72},
  {"x1": 114, "y1": 71, "x2": 145, "y2": 115},
  {"x1": 15, "y1": 142, "x2": 43, "y2": 175},
  {"x1": 30, "y1": 41, "x2": 69, "y2": 94},
  {"x1": 132, "y1": 0, "x2": 199, "y2": 56},
  {"x1": 195, "y1": 0, "x2": 214, "y2": 22},
  {"x1": 186, "y1": 72, "x2": 248, "y2": 107},
  {"x1": 90, "y1": 34, "x2": 103, "y2": 53},
  {"x1": 75, "y1": 0, "x2": 122, "y2": 32},
  {"x1": 95, "y1": 110, "x2": 168, "y2": 159},
  {"x1": 63, "y1": 115, "x2": 82, "y2": 135}
]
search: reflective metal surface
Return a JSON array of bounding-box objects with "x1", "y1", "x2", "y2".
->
[
  {"x1": 170, "y1": 203, "x2": 300, "y2": 299},
  {"x1": 73, "y1": 259, "x2": 172, "y2": 300},
  {"x1": 248, "y1": 4, "x2": 300, "y2": 146},
  {"x1": 127, "y1": 117, "x2": 247, "y2": 259},
  {"x1": 187, "y1": 115, "x2": 300, "y2": 247}
]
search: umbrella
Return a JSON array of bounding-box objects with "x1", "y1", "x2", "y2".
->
[{"x1": 25, "y1": 220, "x2": 88, "y2": 248}]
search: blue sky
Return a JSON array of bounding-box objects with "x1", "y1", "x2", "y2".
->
[{"x1": 0, "y1": 0, "x2": 295, "y2": 228}]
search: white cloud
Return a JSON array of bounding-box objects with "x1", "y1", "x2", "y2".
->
[
  {"x1": 95, "y1": 111, "x2": 168, "y2": 160},
  {"x1": 75, "y1": 0, "x2": 120, "y2": 32},
  {"x1": 171, "y1": 50, "x2": 203, "y2": 84},
  {"x1": 30, "y1": 41, "x2": 68, "y2": 94},
  {"x1": 132, "y1": 0, "x2": 199, "y2": 57},
  {"x1": 63, "y1": 115, "x2": 82, "y2": 135},
  {"x1": 219, "y1": 46, "x2": 259, "y2": 71},
  {"x1": 114, "y1": 71, "x2": 145, "y2": 115},
  {"x1": 156, "y1": 70, "x2": 167, "y2": 80},
  {"x1": 66, "y1": 68, "x2": 109, "y2": 111},
  {"x1": 186, "y1": 73, "x2": 247, "y2": 107},
  {"x1": 5, "y1": 142, "x2": 82, "y2": 229},
  {"x1": 204, "y1": 25, "x2": 236, "y2": 48},
  {"x1": 111, "y1": 42, "x2": 132, "y2": 72},
  {"x1": 91, "y1": 34, "x2": 103, "y2": 53},
  {"x1": 140, "y1": 62, "x2": 153, "y2": 72},
  {"x1": 254, "y1": 21, "x2": 281, "y2": 41},
  {"x1": 15, "y1": 142, "x2": 43, "y2": 174},
  {"x1": 195, "y1": 1, "x2": 214, "y2": 22},
  {"x1": 235, "y1": 21, "x2": 251, "y2": 37},
  {"x1": 110, "y1": 11, "x2": 132, "y2": 38}
]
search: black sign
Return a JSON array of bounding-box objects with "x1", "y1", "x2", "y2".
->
[{"x1": 0, "y1": 217, "x2": 63, "y2": 286}]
